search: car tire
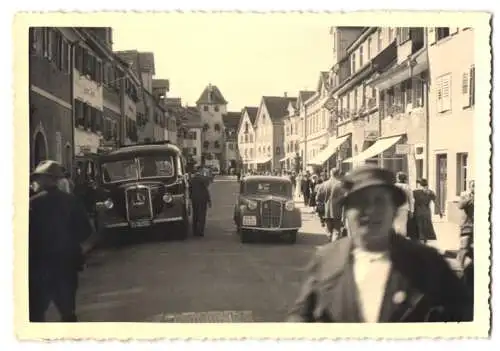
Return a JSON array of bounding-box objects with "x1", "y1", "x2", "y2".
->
[
  {"x1": 240, "y1": 229, "x2": 253, "y2": 243},
  {"x1": 287, "y1": 230, "x2": 298, "y2": 244}
]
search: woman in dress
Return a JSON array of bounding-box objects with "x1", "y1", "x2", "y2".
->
[{"x1": 412, "y1": 178, "x2": 442, "y2": 244}]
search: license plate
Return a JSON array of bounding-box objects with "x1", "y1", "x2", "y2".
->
[
  {"x1": 130, "y1": 220, "x2": 152, "y2": 228},
  {"x1": 242, "y1": 216, "x2": 257, "y2": 226}
]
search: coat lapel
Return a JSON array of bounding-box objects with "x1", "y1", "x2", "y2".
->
[
  {"x1": 378, "y1": 235, "x2": 426, "y2": 322},
  {"x1": 315, "y1": 238, "x2": 363, "y2": 322}
]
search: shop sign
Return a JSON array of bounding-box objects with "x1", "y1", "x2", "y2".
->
[{"x1": 74, "y1": 74, "x2": 103, "y2": 108}]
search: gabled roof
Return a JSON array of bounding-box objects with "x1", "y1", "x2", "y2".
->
[
  {"x1": 261, "y1": 96, "x2": 297, "y2": 122},
  {"x1": 242, "y1": 106, "x2": 258, "y2": 124},
  {"x1": 196, "y1": 84, "x2": 228, "y2": 105},
  {"x1": 222, "y1": 112, "x2": 241, "y2": 130},
  {"x1": 299, "y1": 91, "x2": 316, "y2": 103}
]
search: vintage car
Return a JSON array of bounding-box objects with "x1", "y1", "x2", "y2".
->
[
  {"x1": 233, "y1": 175, "x2": 302, "y2": 244},
  {"x1": 94, "y1": 141, "x2": 191, "y2": 241}
]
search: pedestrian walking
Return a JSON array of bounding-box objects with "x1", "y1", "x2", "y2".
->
[
  {"x1": 189, "y1": 166, "x2": 212, "y2": 237},
  {"x1": 393, "y1": 172, "x2": 414, "y2": 237},
  {"x1": 300, "y1": 172, "x2": 311, "y2": 206},
  {"x1": 29, "y1": 160, "x2": 93, "y2": 322},
  {"x1": 324, "y1": 168, "x2": 345, "y2": 242},
  {"x1": 412, "y1": 178, "x2": 441, "y2": 243},
  {"x1": 287, "y1": 165, "x2": 472, "y2": 323}
]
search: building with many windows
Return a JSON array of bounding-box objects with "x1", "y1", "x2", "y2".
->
[
  {"x1": 427, "y1": 27, "x2": 475, "y2": 223},
  {"x1": 253, "y1": 95, "x2": 295, "y2": 172},
  {"x1": 29, "y1": 27, "x2": 78, "y2": 171},
  {"x1": 237, "y1": 106, "x2": 258, "y2": 171},
  {"x1": 222, "y1": 112, "x2": 241, "y2": 172},
  {"x1": 196, "y1": 84, "x2": 228, "y2": 167},
  {"x1": 281, "y1": 98, "x2": 299, "y2": 171}
]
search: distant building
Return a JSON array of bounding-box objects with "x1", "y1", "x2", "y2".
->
[
  {"x1": 253, "y1": 95, "x2": 296, "y2": 172},
  {"x1": 196, "y1": 84, "x2": 228, "y2": 167},
  {"x1": 282, "y1": 98, "x2": 299, "y2": 171},
  {"x1": 237, "y1": 106, "x2": 258, "y2": 171},
  {"x1": 222, "y1": 111, "x2": 241, "y2": 171}
]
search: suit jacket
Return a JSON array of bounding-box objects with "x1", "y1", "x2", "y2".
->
[
  {"x1": 189, "y1": 174, "x2": 211, "y2": 205},
  {"x1": 324, "y1": 180, "x2": 344, "y2": 220},
  {"x1": 287, "y1": 233, "x2": 472, "y2": 323}
]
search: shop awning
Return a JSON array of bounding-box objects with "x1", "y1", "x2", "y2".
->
[
  {"x1": 343, "y1": 135, "x2": 403, "y2": 164},
  {"x1": 308, "y1": 134, "x2": 350, "y2": 166},
  {"x1": 254, "y1": 156, "x2": 272, "y2": 164},
  {"x1": 368, "y1": 48, "x2": 428, "y2": 91}
]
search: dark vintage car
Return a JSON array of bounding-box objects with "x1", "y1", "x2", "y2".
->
[
  {"x1": 94, "y1": 141, "x2": 191, "y2": 241},
  {"x1": 233, "y1": 175, "x2": 302, "y2": 244}
]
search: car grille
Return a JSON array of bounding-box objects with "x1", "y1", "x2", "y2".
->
[
  {"x1": 126, "y1": 186, "x2": 153, "y2": 221},
  {"x1": 260, "y1": 200, "x2": 282, "y2": 228}
]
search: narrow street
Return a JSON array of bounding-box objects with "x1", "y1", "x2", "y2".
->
[{"x1": 48, "y1": 176, "x2": 330, "y2": 322}]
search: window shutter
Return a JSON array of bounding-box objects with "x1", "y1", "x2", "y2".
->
[
  {"x1": 469, "y1": 66, "x2": 475, "y2": 106},
  {"x1": 462, "y1": 72, "x2": 469, "y2": 107},
  {"x1": 436, "y1": 77, "x2": 443, "y2": 112},
  {"x1": 442, "y1": 76, "x2": 451, "y2": 111}
]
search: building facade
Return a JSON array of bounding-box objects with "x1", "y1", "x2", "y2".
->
[
  {"x1": 254, "y1": 96, "x2": 293, "y2": 172},
  {"x1": 303, "y1": 72, "x2": 333, "y2": 171},
  {"x1": 427, "y1": 27, "x2": 475, "y2": 223},
  {"x1": 29, "y1": 27, "x2": 76, "y2": 171},
  {"x1": 365, "y1": 27, "x2": 428, "y2": 188},
  {"x1": 196, "y1": 84, "x2": 228, "y2": 167},
  {"x1": 282, "y1": 98, "x2": 299, "y2": 171},
  {"x1": 237, "y1": 107, "x2": 258, "y2": 171},
  {"x1": 222, "y1": 112, "x2": 241, "y2": 172},
  {"x1": 296, "y1": 91, "x2": 316, "y2": 169}
]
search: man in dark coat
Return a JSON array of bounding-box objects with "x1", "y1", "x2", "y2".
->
[
  {"x1": 189, "y1": 167, "x2": 212, "y2": 237},
  {"x1": 323, "y1": 168, "x2": 345, "y2": 241},
  {"x1": 29, "y1": 160, "x2": 93, "y2": 322},
  {"x1": 287, "y1": 165, "x2": 472, "y2": 323}
]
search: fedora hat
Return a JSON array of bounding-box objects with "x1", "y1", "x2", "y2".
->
[
  {"x1": 337, "y1": 165, "x2": 406, "y2": 208},
  {"x1": 31, "y1": 160, "x2": 65, "y2": 179}
]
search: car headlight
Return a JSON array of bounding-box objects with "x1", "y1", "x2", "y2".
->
[
  {"x1": 104, "y1": 198, "x2": 114, "y2": 209},
  {"x1": 285, "y1": 200, "x2": 295, "y2": 211},
  {"x1": 247, "y1": 200, "x2": 258, "y2": 210},
  {"x1": 162, "y1": 193, "x2": 173, "y2": 203}
]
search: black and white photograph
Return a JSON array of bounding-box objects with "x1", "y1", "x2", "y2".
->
[{"x1": 13, "y1": 12, "x2": 491, "y2": 340}]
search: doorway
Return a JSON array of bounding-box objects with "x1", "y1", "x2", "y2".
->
[
  {"x1": 435, "y1": 154, "x2": 448, "y2": 215},
  {"x1": 33, "y1": 131, "x2": 47, "y2": 168}
]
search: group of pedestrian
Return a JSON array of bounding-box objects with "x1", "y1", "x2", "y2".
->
[{"x1": 288, "y1": 164, "x2": 474, "y2": 323}]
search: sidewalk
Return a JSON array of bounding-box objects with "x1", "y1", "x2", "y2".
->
[{"x1": 294, "y1": 196, "x2": 461, "y2": 255}]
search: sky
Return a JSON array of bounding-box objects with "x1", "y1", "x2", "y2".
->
[{"x1": 111, "y1": 13, "x2": 334, "y2": 111}]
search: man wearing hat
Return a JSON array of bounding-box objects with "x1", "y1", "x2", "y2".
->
[
  {"x1": 29, "y1": 160, "x2": 93, "y2": 322},
  {"x1": 189, "y1": 166, "x2": 212, "y2": 237},
  {"x1": 287, "y1": 165, "x2": 472, "y2": 323},
  {"x1": 323, "y1": 168, "x2": 346, "y2": 241}
]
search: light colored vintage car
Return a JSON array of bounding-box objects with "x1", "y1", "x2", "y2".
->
[{"x1": 233, "y1": 175, "x2": 302, "y2": 244}]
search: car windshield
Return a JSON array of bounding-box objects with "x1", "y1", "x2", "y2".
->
[
  {"x1": 244, "y1": 181, "x2": 291, "y2": 197},
  {"x1": 101, "y1": 155, "x2": 175, "y2": 183}
]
